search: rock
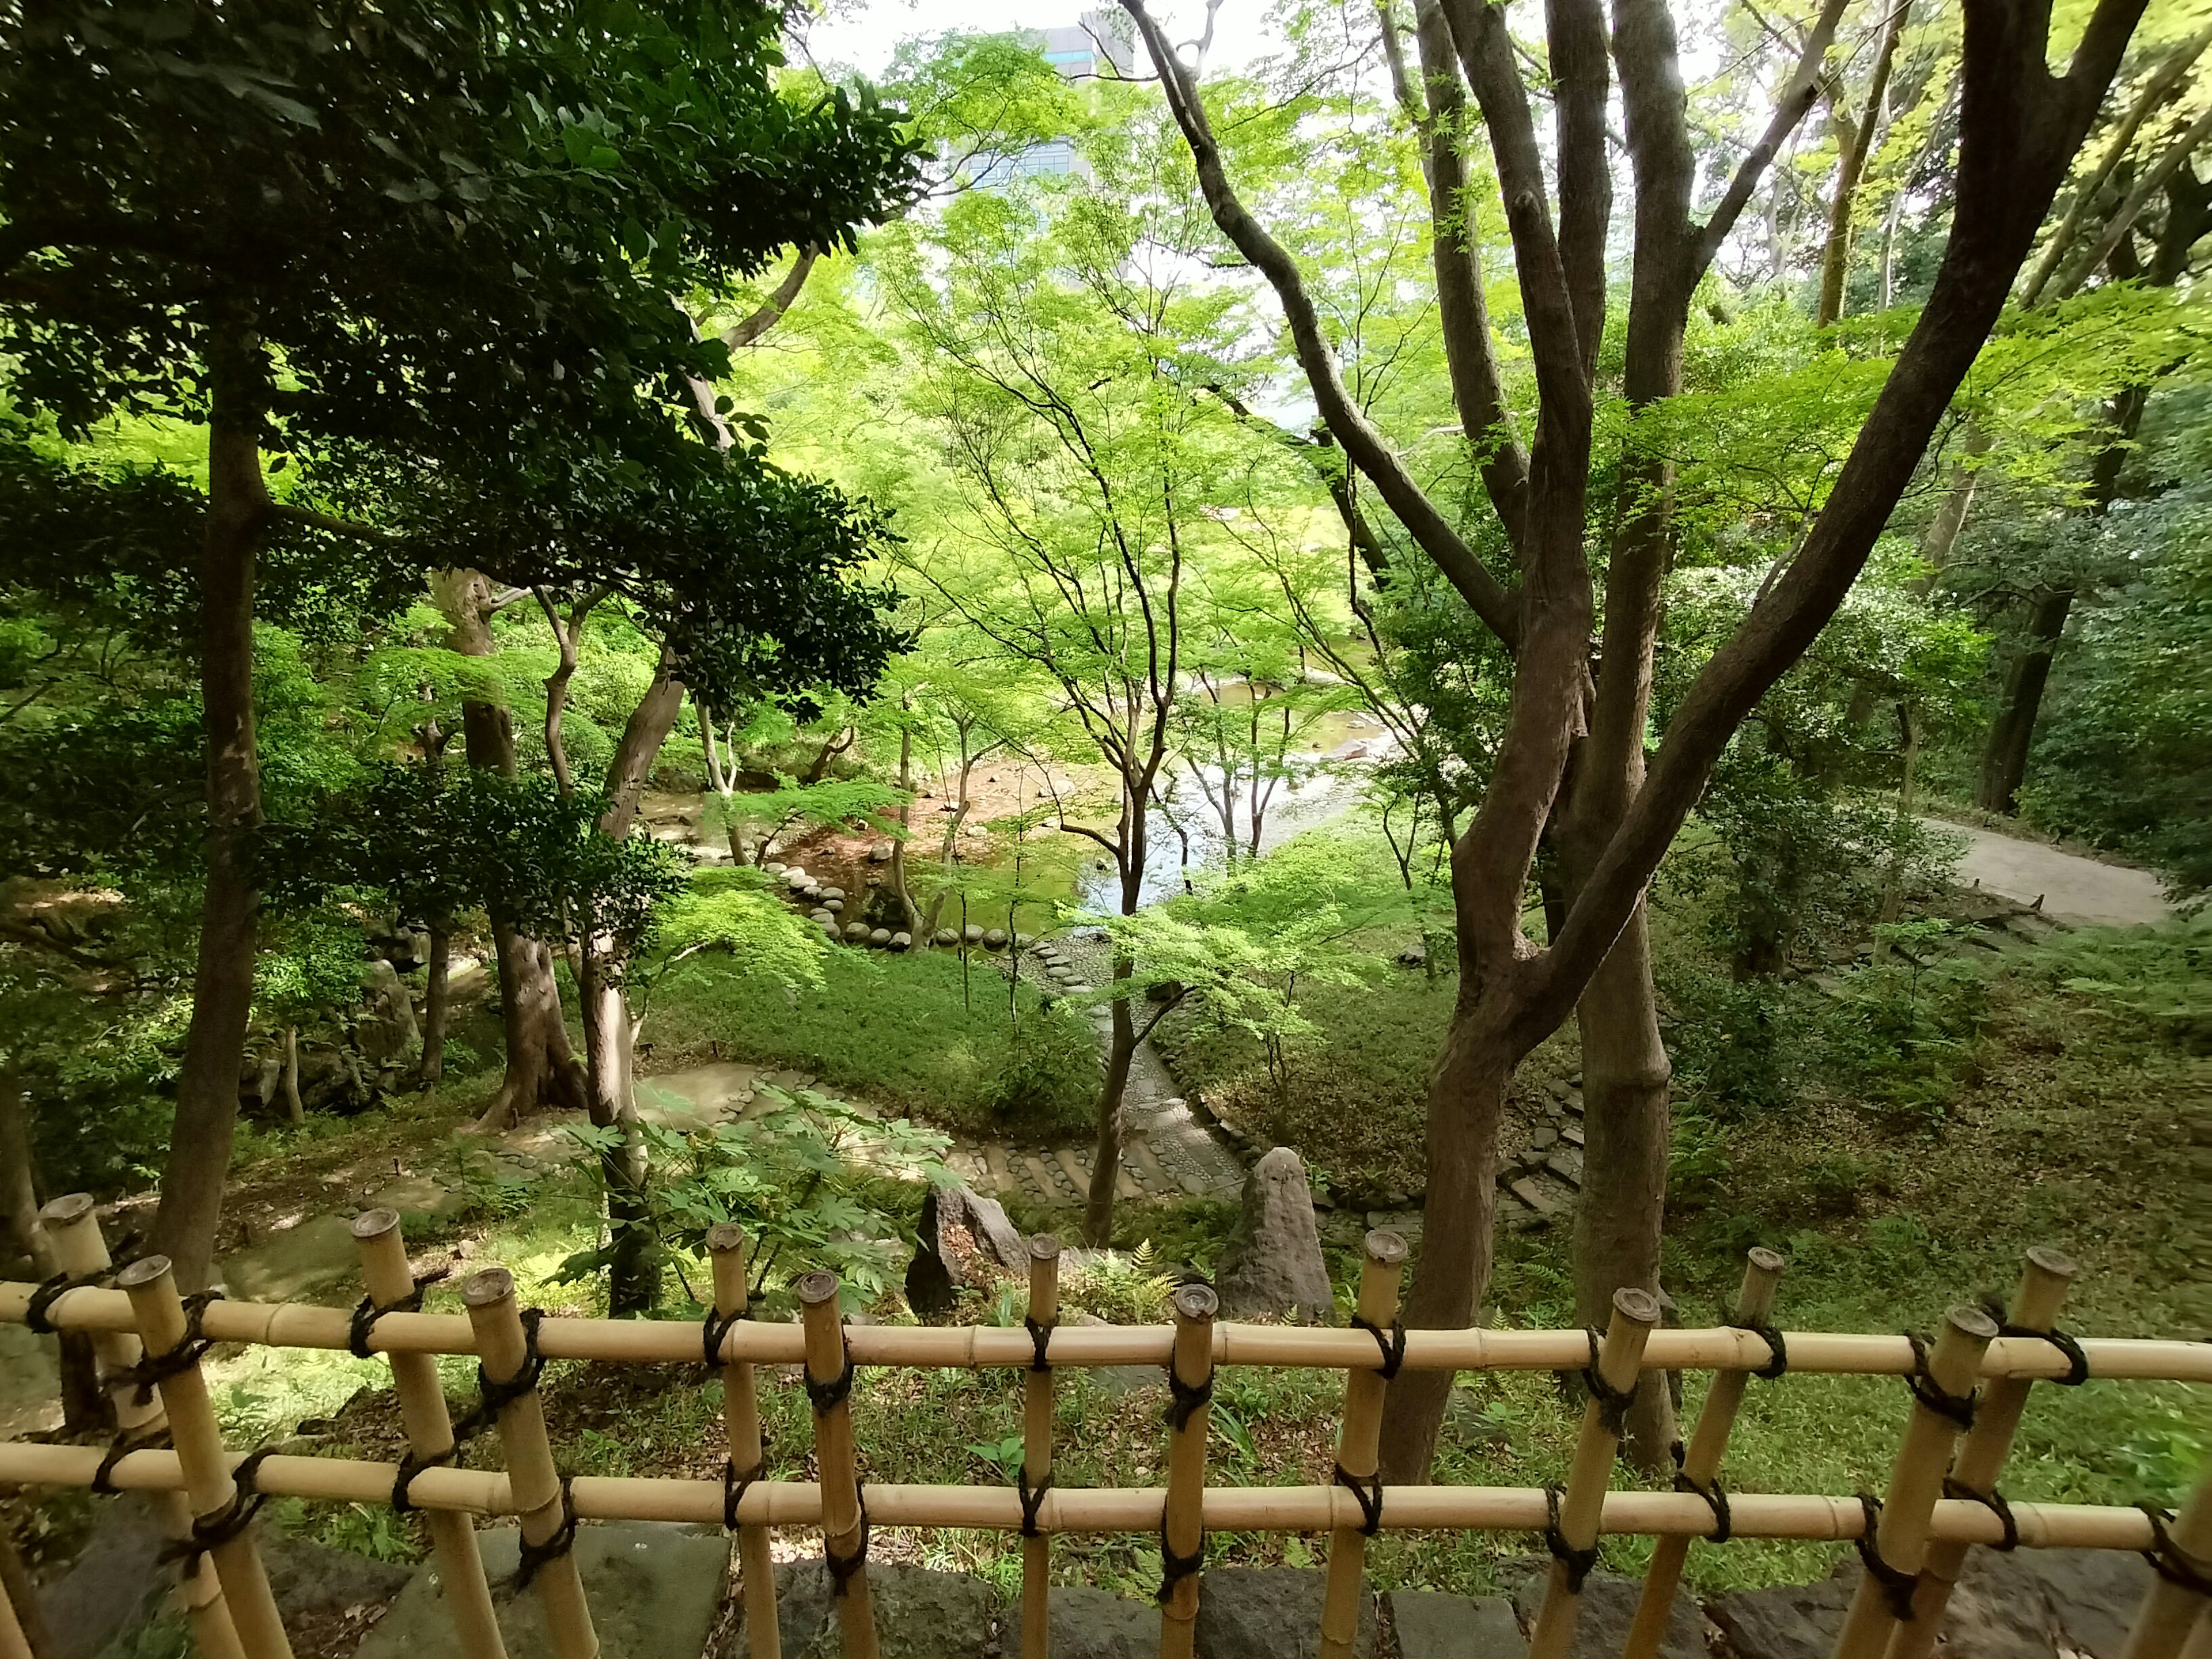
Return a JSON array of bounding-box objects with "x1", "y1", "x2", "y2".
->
[
  {"x1": 1510, "y1": 1568, "x2": 1714, "y2": 1659},
  {"x1": 1194, "y1": 1566, "x2": 1375, "y2": 1659},
  {"x1": 2015, "y1": 1546, "x2": 2154, "y2": 1657},
  {"x1": 869, "y1": 840, "x2": 895, "y2": 862},
  {"x1": 1397, "y1": 942, "x2": 1428, "y2": 968},
  {"x1": 1049, "y1": 1584, "x2": 1157, "y2": 1659},
  {"x1": 983, "y1": 928, "x2": 1009, "y2": 950},
  {"x1": 907, "y1": 1185, "x2": 1031, "y2": 1313},
  {"x1": 934, "y1": 929, "x2": 960, "y2": 947},
  {"x1": 764, "y1": 862, "x2": 787, "y2": 875},
  {"x1": 802, "y1": 885, "x2": 823, "y2": 902},
  {"x1": 820, "y1": 921, "x2": 840, "y2": 940},
  {"x1": 810, "y1": 908, "x2": 834, "y2": 923},
  {"x1": 869, "y1": 927, "x2": 893, "y2": 946},
  {"x1": 1214, "y1": 1147, "x2": 1334, "y2": 1323},
  {"x1": 821, "y1": 886, "x2": 846, "y2": 901},
  {"x1": 1707, "y1": 1565, "x2": 1854, "y2": 1659},
  {"x1": 844, "y1": 922, "x2": 871, "y2": 943},
  {"x1": 359, "y1": 1523, "x2": 729, "y2": 1659},
  {"x1": 218, "y1": 1212, "x2": 362, "y2": 1304},
  {"x1": 359, "y1": 958, "x2": 422, "y2": 1076},
  {"x1": 728, "y1": 1562, "x2": 996, "y2": 1659},
  {"x1": 35, "y1": 1494, "x2": 168, "y2": 1659},
  {"x1": 1389, "y1": 1590, "x2": 1525, "y2": 1658},
  {"x1": 1071, "y1": 1311, "x2": 1164, "y2": 1397},
  {"x1": 890, "y1": 931, "x2": 912, "y2": 950},
  {"x1": 785, "y1": 868, "x2": 812, "y2": 889},
  {"x1": 262, "y1": 1532, "x2": 414, "y2": 1650},
  {"x1": 964, "y1": 925, "x2": 986, "y2": 945},
  {"x1": 1529, "y1": 1126, "x2": 1559, "y2": 1151},
  {"x1": 824, "y1": 897, "x2": 844, "y2": 914}
]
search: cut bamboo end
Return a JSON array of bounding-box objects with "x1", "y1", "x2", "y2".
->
[
  {"x1": 349, "y1": 1207, "x2": 401, "y2": 1243},
  {"x1": 461, "y1": 1267, "x2": 517, "y2": 1309},
  {"x1": 36, "y1": 1192, "x2": 95, "y2": 1228},
  {"x1": 1362, "y1": 1229, "x2": 1409, "y2": 1266}
]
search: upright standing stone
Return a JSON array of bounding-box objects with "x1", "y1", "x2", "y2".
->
[{"x1": 1214, "y1": 1147, "x2": 1334, "y2": 1323}]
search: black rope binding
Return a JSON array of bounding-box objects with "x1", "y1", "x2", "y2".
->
[
  {"x1": 1154, "y1": 1518, "x2": 1205, "y2": 1605},
  {"x1": 25, "y1": 1270, "x2": 107, "y2": 1335},
  {"x1": 116, "y1": 1290, "x2": 225, "y2": 1406},
  {"x1": 1854, "y1": 1494, "x2": 1922, "y2": 1622},
  {"x1": 512, "y1": 1476, "x2": 579, "y2": 1590},
  {"x1": 91, "y1": 1425, "x2": 172, "y2": 1495},
  {"x1": 1541, "y1": 1484, "x2": 1599, "y2": 1594},
  {"x1": 1024, "y1": 1314, "x2": 1055, "y2": 1373},
  {"x1": 1673, "y1": 1471, "x2": 1732, "y2": 1543},
  {"x1": 826, "y1": 1476, "x2": 871, "y2": 1598},
  {"x1": 448, "y1": 1308, "x2": 550, "y2": 1445},
  {"x1": 1902, "y1": 1332, "x2": 1978, "y2": 1431},
  {"x1": 1943, "y1": 1476, "x2": 2018, "y2": 1551},
  {"x1": 1165, "y1": 1366, "x2": 1214, "y2": 1433},
  {"x1": 160, "y1": 1447, "x2": 276, "y2": 1571},
  {"x1": 700, "y1": 1304, "x2": 747, "y2": 1370},
  {"x1": 1979, "y1": 1300, "x2": 2092, "y2": 1387},
  {"x1": 1350, "y1": 1313, "x2": 1407, "y2": 1382},
  {"x1": 722, "y1": 1458, "x2": 763, "y2": 1530},
  {"x1": 347, "y1": 1268, "x2": 450, "y2": 1361},
  {"x1": 806, "y1": 1355, "x2": 857, "y2": 1418},
  {"x1": 2141, "y1": 1505, "x2": 2212, "y2": 1597},
  {"x1": 1332, "y1": 1464, "x2": 1384, "y2": 1537},
  {"x1": 391, "y1": 1445, "x2": 456, "y2": 1514},
  {"x1": 1579, "y1": 1328, "x2": 1638, "y2": 1440},
  {"x1": 1018, "y1": 1462, "x2": 1051, "y2": 1537},
  {"x1": 1720, "y1": 1302, "x2": 1788, "y2": 1380}
]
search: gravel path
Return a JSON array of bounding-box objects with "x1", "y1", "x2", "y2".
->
[{"x1": 1925, "y1": 818, "x2": 2173, "y2": 927}]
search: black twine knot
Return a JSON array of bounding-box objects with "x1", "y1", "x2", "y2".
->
[
  {"x1": 1023, "y1": 1314, "x2": 1055, "y2": 1373},
  {"x1": 722, "y1": 1457, "x2": 764, "y2": 1529},
  {"x1": 827, "y1": 1476, "x2": 870, "y2": 1597},
  {"x1": 1541, "y1": 1484, "x2": 1599, "y2": 1594},
  {"x1": 1580, "y1": 1328, "x2": 1638, "y2": 1441},
  {"x1": 1719, "y1": 1303, "x2": 1787, "y2": 1379},
  {"x1": 118, "y1": 1290, "x2": 225, "y2": 1406},
  {"x1": 160, "y1": 1446, "x2": 276, "y2": 1572},
  {"x1": 1351, "y1": 1314, "x2": 1407, "y2": 1382},
  {"x1": 512, "y1": 1476, "x2": 579, "y2": 1590},
  {"x1": 391, "y1": 1444, "x2": 456, "y2": 1514},
  {"x1": 91, "y1": 1425, "x2": 172, "y2": 1495},
  {"x1": 1332, "y1": 1463, "x2": 1384, "y2": 1536},
  {"x1": 1943, "y1": 1476, "x2": 2018, "y2": 1551},
  {"x1": 25, "y1": 1269, "x2": 108, "y2": 1335},
  {"x1": 347, "y1": 1268, "x2": 449, "y2": 1361},
  {"x1": 1165, "y1": 1366, "x2": 1213, "y2": 1433},
  {"x1": 1155, "y1": 1518, "x2": 1205, "y2": 1605},
  {"x1": 1673, "y1": 1470, "x2": 1732, "y2": 1543},
  {"x1": 1018, "y1": 1461, "x2": 1051, "y2": 1537},
  {"x1": 701, "y1": 1304, "x2": 748, "y2": 1370},
  {"x1": 1979, "y1": 1301, "x2": 2090, "y2": 1387},
  {"x1": 449, "y1": 1307, "x2": 550, "y2": 1444},
  {"x1": 806, "y1": 1354, "x2": 857, "y2": 1418},
  {"x1": 1903, "y1": 1332, "x2": 1977, "y2": 1431},
  {"x1": 1854, "y1": 1494, "x2": 1922, "y2": 1622},
  {"x1": 2141, "y1": 1505, "x2": 2212, "y2": 1597}
]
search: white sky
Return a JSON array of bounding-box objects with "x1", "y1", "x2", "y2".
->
[{"x1": 800, "y1": 1, "x2": 1278, "y2": 81}]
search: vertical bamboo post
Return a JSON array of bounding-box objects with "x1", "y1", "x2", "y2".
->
[
  {"x1": 1157, "y1": 1281, "x2": 1218, "y2": 1659},
  {"x1": 1527, "y1": 1286, "x2": 1662, "y2": 1659},
  {"x1": 2122, "y1": 1465, "x2": 2212, "y2": 1659},
  {"x1": 40, "y1": 1196, "x2": 244, "y2": 1659},
  {"x1": 798, "y1": 1270, "x2": 878, "y2": 1659},
  {"x1": 459, "y1": 1269, "x2": 597, "y2": 1659},
  {"x1": 708, "y1": 1225, "x2": 778, "y2": 1659},
  {"x1": 1829, "y1": 1305, "x2": 1998, "y2": 1659},
  {"x1": 112, "y1": 1255, "x2": 293, "y2": 1659},
  {"x1": 0, "y1": 1533, "x2": 47, "y2": 1659},
  {"x1": 0, "y1": 1560, "x2": 31, "y2": 1659},
  {"x1": 1888, "y1": 1248, "x2": 2077, "y2": 1659},
  {"x1": 1623, "y1": 1248, "x2": 1784, "y2": 1659},
  {"x1": 351, "y1": 1212, "x2": 503, "y2": 1659},
  {"x1": 1316, "y1": 1231, "x2": 1408, "y2": 1659},
  {"x1": 1020, "y1": 1234, "x2": 1063, "y2": 1659}
]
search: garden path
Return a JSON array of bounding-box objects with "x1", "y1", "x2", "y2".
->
[{"x1": 1925, "y1": 817, "x2": 2173, "y2": 927}]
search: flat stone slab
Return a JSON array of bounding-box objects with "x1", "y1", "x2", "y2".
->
[
  {"x1": 0, "y1": 1318, "x2": 61, "y2": 1440},
  {"x1": 638, "y1": 1061, "x2": 762, "y2": 1128},
  {"x1": 358, "y1": 1522, "x2": 729, "y2": 1659},
  {"x1": 1194, "y1": 1567, "x2": 1375, "y2": 1659},
  {"x1": 728, "y1": 1561, "x2": 997, "y2": 1658},
  {"x1": 218, "y1": 1211, "x2": 362, "y2": 1304},
  {"x1": 1389, "y1": 1590, "x2": 1525, "y2": 1658},
  {"x1": 1508, "y1": 1567, "x2": 1711, "y2": 1659},
  {"x1": 365, "y1": 1173, "x2": 468, "y2": 1220},
  {"x1": 1050, "y1": 1584, "x2": 1158, "y2": 1659}
]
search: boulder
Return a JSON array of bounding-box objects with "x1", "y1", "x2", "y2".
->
[
  {"x1": 983, "y1": 928, "x2": 1009, "y2": 950},
  {"x1": 869, "y1": 840, "x2": 895, "y2": 862},
  {"x1": 784, "y1": 868, "x2": 812, "y2": 889},
  {"x1": 802, "y1": 885, "x2": 823, "y2": 902},
  {"x1": 764, "y1": 862, "x2": 787, "y2": 876},
  {"x1": 844, "y1": 923, "x2": 871, "y2": 943},
  {"x1": 824, "y1": 897, "x2": 844, "y2": 913},
  {"x1": 1509, "y1": 1567, "x2": 1714, "y2": 1659},
  {"x1": 906, "y1": 1184, "x2": 1031, "y2": 1314},
  {"x1": 1388, "y1": 1590, "x2": 1525, "y2": 1658},
  {"x1": 1214, "y1": 1147, "x2": 1334, "y2": 1323},
  {"x1": 1048, "y1": 1585, "x2": 1157, "y2": 1659},
  {"x1": 35, "y1": 1494, "x2": 169, "y2": 1659},
  {"x1": 358, "y1": 958, "x2": 421, "y2": 1076},
  {"x1": 933, "y1": 929, "x2": 960, "y2": 947},
  {"x1": 869, "y1": 927, "x2": 893, "y2": 947},
  {"x1": 821, "y1": 885, "x2": 847, "y2": 901},
  {"x1": 728, "y1": 1562, "x2": 995, "y2": 1659},
  {"x1": 1397, "y1": 942, "x2": 1428, "y2": 967},
  {"x1": 964, "y1": 925, "x2": 987, "y2": 945},
  {"x1": 890, "y1": 931, "x2": 912, "y2": 950},
  {"x1": 810, "y1": 908, "x2": 834, "y2": 923},
  {"x1": 1194, "y1": 1566, "x2": 1375, "y2": 1659}
]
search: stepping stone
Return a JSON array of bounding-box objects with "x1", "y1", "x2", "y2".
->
[
  {"x1": 1021, "y1": 1153, "x2": 1064, "y2": 1199},
  {"x1": 1509, "y1": 1176, "x2": 1564, "y2": 1217},
  {"x1": 218, "y1": 1212, "x2": 362, "y2": 1304},
  {"x1": 1562, "y1": 1124, "x2": 1584, "y2": 1147},
  {"x1": 982, "y1": 1144, "x2": 1017, "y2": 1194},
  {"x1": 1546, "y1": 1150, "x2": 1584, "y2": 1187},
  {"x1": 1124, "y1": 1135, "x2": 1177, "y2": 1194},
  {"x1": 357, "y1": 1522, "x2": 729, "y2": 1659},
  {"x1": 1053, "y1": 1147, "x2": 1092, "y2": 1192},
  {"x1": 1389, "y1": 1590, "x2": 1525, "y2": 1658}
]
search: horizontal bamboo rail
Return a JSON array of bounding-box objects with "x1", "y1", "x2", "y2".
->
[
  {"x1": 0, "y1": 1441, "x2": 2172, "y2": 1550},
  {"x1": 5, "y1": 1279, "x2": 2205, "y2": 1381}
]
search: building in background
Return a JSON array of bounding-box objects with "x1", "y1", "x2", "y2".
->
[{"x1": 970, "y1": 12, "x2": 1132, "y2": 187}]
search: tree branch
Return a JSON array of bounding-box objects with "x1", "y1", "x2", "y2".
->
[
  {"x1": 263, "y1": 499, "x2": 400, "y2": 544},
  {"x1": 722, "y1": 248, "x2": 821, "y2": 349},
  {"x1": 2052, "y1": 104, "x2": 2212, "y2": 302},
  {"x1": 1692, "y1": 0, "x2": 1851, "y2": 271}
]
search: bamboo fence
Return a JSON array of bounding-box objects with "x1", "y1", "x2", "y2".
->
[{"x1": 0, "y1": 1198, "x2": 2205, "y2": 1659}]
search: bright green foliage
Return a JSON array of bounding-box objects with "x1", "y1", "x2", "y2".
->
[{"x1": 715, "y1": 774, "x2": 906, "y2": 863}]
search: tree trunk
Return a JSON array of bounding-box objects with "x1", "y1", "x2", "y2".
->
[
  {"x1": 1084, "y1": 953, "x2": 1138, "y2": 1247},
  {"x1": 888, "y1": 704, "x2": 922, "y2": 934},
  {"x1": 279, "y1": 1025, "x2": 304, "y2": 1125},
  {"x1": 418, "y1": 927, "x2": 450, "y2": 1086},
  {"x1": 1377, "y1": 1010, "x2": 1512, "y2": 1483},
  {"x1": 1976, "y1": 588, "x2": 2073, "y2": 815},
  {"x1": 151, "y1": 338, "x2": 267, "y2": 1293},
  {"x1": 1815, "y1": 2, "x2": 1907, "y2": 326},
  {"x1": 436, "y1": 570, "x2": 588, "y2": 1133},
  {"x1": 1, "y1": 1060, "x2": 45, "y2": 1277}
]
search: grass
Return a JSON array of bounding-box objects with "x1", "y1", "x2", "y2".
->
[{"x1": 639, "y1": 941, "x2": 1096, "y2": 1138}]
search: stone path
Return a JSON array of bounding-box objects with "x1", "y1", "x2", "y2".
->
[{"x1": 1925, "y1": 816, "x2": 2173, "y2": 927}]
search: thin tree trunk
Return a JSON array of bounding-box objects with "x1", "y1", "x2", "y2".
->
[
  {"x1": 418, "y1": 926, "x2": 450, "y2": 1086},
  {"x1": 1816, "y1": 2, "x2": 1907, "y2": 325},
  {"x1": 1, "y1": 1060, "x2": 46, "y2": 1277},
  {"x1": 1084, "y1": 954, "x2": 1138, "y2": 1247},
  {"x1": 1976, "y1": 588, "x2": 2073, "y2": 814},
  {"x1": 279, "y1": 1025, "x2": 304, "y2": 1125},
  {"x1": 1918, "y1": 425, "x2": 1995, "y2": 582},
  {"x1": 888, "y1": 702, "x2": 922, "y2": 934},
  {"x1": 151, "y1": 336, "x2": 267, "y2": 1293}
]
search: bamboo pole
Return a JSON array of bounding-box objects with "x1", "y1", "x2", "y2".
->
[
  {"x1": 2122, "y1": 1465, "x2": 2212, "y2": 1659},
  {"x1": 4, "y1": 1279, "x2": 2206, "y2": 1382},
  {"x1": 1888, "y1": 1248, "x2": 2076, "y2": 1659},
  {"x1": 799, "y1": 1270, "x2": 877, "y2": 1659},
  {"x1": 2179, "y1": 1611, "x2": 2212, "y2": 1659},
  {"x1": 1624, "y1": 1248, "x2": 1785, "y2": 1659},
  {"x1": 1318, "y1": 1230, "x2": 1408, "y2": 1659},
  {"x1": 1158, "y1": 1281, "x2": 1218, "y2": 1659},
  {"x1": 1830, "y1": 1305, "x2": 1998, "y2": 1659},
  {"x1": 1527, "y1": 1287, "x2": 1662, "y2": 1659},
  {"x1": 708, "y1": 1225, "x2": 778, "y2": 1659},
  {"x1": 1020, "y1": 1233, "x2": 1062, "y2": 1659},
  {"x1": 460, "y1": 1268, "x2": 597, "y2": 1659},
  {"x1": 0, "y1": 1564, "x2": 29, "y2": 1659},
  {"x1": 112, "y1": 1256, "x2": 293, "y2": 1659},
  {"x1": 0, "y1": 1440, "x2": 2177, "y2": 1548},
  {"x1": 0, "y1": 1534, "x2": 45, "y2": 1659},
  {"x1": 351, "y1": 1212, "x2": 503, "y2": 1659},
  {"x1": 40, "y1": 1196, "x2": 245, "y2": 1659}
]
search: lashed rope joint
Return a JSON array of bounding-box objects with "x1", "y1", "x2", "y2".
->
[
  {"x1": 723, "y1": 1457, "x2": 763, "y2": 1530},
  {"x1": 1541, "y1": 1483, "x2": 1599, "y2": 1593},
  {"x1": 1902, "y1": 1332, "x2": 1977, "y2": 1431},
  {"x1": 1018, "y1": 1461, "x2": 1051, "y2": 1537},
  {"x1": 806, "y1": 1355, "x2": 857, "y2": 1418},
  {"x1": 1332, "y1": 1463, "x2": 1384, "y2": 1536},
  {"x1": 1854, "y1": 1493, "x2": 1922, "y2": 1621},
  {"x1": 1578, "y1": 1328, "x2": 1638, "y2": 1440},
  {"x1": 700, "y1": 1303, "x2": 747, "y2": 1370},
  {"x1": 448, "y1": 1307, "x2": 550, "y2": 1445},
  {"x1": 2140, "y1": 1505, "x2": 2212, "y2": 1597},
  {"x1": 91, "y1": 1425, "x2": 172, "y2": 1495},
  {"x1": 1943, "y1": 1475, "x2": 2017, "y2": 1551},
  {"x1": 116, "y1": 1290, "x2": 225, "y2": 1406},
  {"x1": 1154, "y1": 1518, "x2": 1205, "y2": 1605},
  {"x1": 1165, "y1": 1366, "x2": 1213, "y2": 1433},
  {"x1": 1719, "y1": 1302, "x2": 1787, "y2": 1379},
  {"x1": 1024, "y1": 1313, "x2": 1054, "y2": 1373},
  {"x1": 1351, "y1": 1313, "x2": 1406, "y2": 1382},
  {"x1": 159, "y1": 1446, "x2": 276, "y2": 1572},
  {"x1": 1979, "y1": 1300, "x2": 2090, "y2": 1387},
  {"x1": 347, "y1": 1267, "x2": 450, "y2": 1361},
  {"x1": 512, "y1": 1475, "x2": 579, "y2": 1590}
]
